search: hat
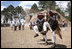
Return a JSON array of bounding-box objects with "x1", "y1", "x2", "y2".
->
[
  {"x1": 48, "y1": 11, "x2": 52, "y2": 13},
  {"x1": 37, "y1": 13, "x2": 44, "y2": 19}
]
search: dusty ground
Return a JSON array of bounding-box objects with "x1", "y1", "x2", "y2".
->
[{"x1": 1, "y1": 26, "x2": 71, "y2": 48}]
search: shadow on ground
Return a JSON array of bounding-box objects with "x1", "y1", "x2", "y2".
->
[
  {"x1": 55, "y1": 44, "x2": 67, "y2": 48},
  {"x1": 40, "y1": 39, "x2": 52, "y2": 41},
  {"x1": 37, "y1": 39, "x2": 67, "y2": 48}
]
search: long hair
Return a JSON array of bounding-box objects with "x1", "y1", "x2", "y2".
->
[{"x1": 55, "y1": 20, "x2": 62, "y2": 39}]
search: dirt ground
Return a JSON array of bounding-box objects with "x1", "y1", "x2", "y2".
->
[{"x1": 1, "y1": 25, "x2": 71, "y2": 48}]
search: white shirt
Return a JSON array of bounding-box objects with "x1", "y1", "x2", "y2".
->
[
  {"x1": 14, "y1": 21, "x2": 18, "y2": 26},
  {"x1": 20, "y1": 19, "x2": 25, "y2": 25},
  {"x1": 10, "y1": 21, "x2": 15, "y2": 27}
]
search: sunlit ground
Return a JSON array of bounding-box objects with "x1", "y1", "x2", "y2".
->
[{"x1": 1, "y1": 26, "x2": 71, "y2": 48}]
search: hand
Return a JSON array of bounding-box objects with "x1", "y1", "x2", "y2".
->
[{"x1": 51, "y1": 30, "x2": 53, "y2": 33}]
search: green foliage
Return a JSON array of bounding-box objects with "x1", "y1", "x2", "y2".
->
[
  {"x1": 66, "y1": 1, "x2": 71, "y2": 16},
  {"x1": 56, "y1": 7, "x2": 65, "y2": 17},
  {"x1": 64, "y1": 16, "x2": 71, "y2": 21},
  {"x1": 39, "y1": 1, "x2": 56, "y2": 10},
  {"x1": 1, "y1": 4, "x2": 26, "y2": 22},
  {"x1": 65, "y1": 1, "x2": 71, "y2": 21},
  {"x1": 31, "y1": 3, "x2": 39, "y2": 13}
]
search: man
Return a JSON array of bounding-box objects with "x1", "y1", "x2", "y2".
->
[
  {"x1": 10, "y1": 21, "x2": 13, "y2": 30},
  {"x1": 33, "y1": 13, "x2": 52, "y2": 45},
  {"x1": 20, "y1": 18, "x2": 25, "y2": 30},
  {"x1": 14, "y1": 20, "x2": 18, "y2": 31},
  {"x1": 34, "y1": 13, "x2": 45, "y2": 38},
  {"x1": 43, "y1": 10, "x2": 60, "y2": 48},
  {"x1": 62, "y1": 20, "x2": 65, "y2": 27},
  {"x1": 19, "y1": 20, "x2": 21, "y2": 30},
  {"x1": 10, "y1": 20, "x2": 15, "y2": 30},
  {"x1": 29, "y1": 21, "x2": 33, "y2": 30}
]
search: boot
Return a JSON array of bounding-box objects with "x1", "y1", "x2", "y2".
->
[
  {"x1": 34, "y1": 34, "x2": 39, "y2": 38},
  {"x1": 45, "y1": 41, "x2": 48, "y2": 46},
  {"x1": 51, "y1": 42, "x2": 56, "y2": 48}
]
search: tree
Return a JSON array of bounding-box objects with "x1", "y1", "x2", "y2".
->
[
  {"x1": 39, "y1": 1, "x2": 56, "y2": 10},
  {"x1": 7, "y1": 5, "x2": 14, "y2": 16},
  {"x1": 1, "y1": 5, "x2": 26, "y2": 22},
  {"x1": 56, "y1": 7, "x2": 65, "y2": 17},
  {"x1": 31, "y1": 3, "x2": 39, "y2": 13},
  {"x1": 65, "y1": 1, "x2": 71, "y2": 21},
  {"x1": 39, "y1": 1, "x2": 47, "y2": 10},
  {"x1": 1, "y1": 8, "x2": 8, "y2": 15},
  {"x1": 29, "y1": 9, "x2": 35, "y2": 13},
  {"x1": 15, "y1": 6, "x2": 26, "y2": 18},
  {"x1": 7, "y1": 5, "x2": 14, "y2": 12},
  {"x1": 15, "y1": 6, "x2": 22, "y2": 14},
  {"x1": 66, "y1": 1, "x2": 71, "y2": 16},
  {"x1": 47, "y1": 1, "x2": 56, "y2": 10},
  {"x1": 1, "y1": 8, "x2": 9, "y2": 23}
]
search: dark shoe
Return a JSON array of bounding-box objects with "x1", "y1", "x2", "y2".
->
[
  {"x1": 51, "y1": 44, "x2": 56, "y2": 48},
  {"x1": 42, "y1": 38, "x2": 45, "y2": 41},
  {"x1": 45, "y1": 41, "x2": 48, "y2": 46},
  {"x1": 34, "y1": 34, "x2": 39, "y2": 38}
]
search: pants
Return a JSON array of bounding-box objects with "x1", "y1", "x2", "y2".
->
[
  {"x1": 29, "y1": 25, "x2": 32, "y2": 30},
  {"x1": 33, "y1": 25, "x2": 47, "y2": 42},
  {"x1": 52, "y1": 31, "x2": 56, "y2": 43},
  {"x1": 22, "y1": 25, "x2": 24, "y2": 30},
  {"x1": 19, "y1": 25, "x2": 21, "y2": 30},
  {"x1": 43, "y1": 22, "x2": 56, "y2": 43},
  {"x1": 43, "y1": 22, "x2": 52, "y2": 32},
  {"x1": 33, "y1": 25, "x2": 38, "y2": 34},
  {"x1": 37, "y1": 25, "x2": 43, "y2": 32},
  {"x1": 14, "y1": 26, "x2": 17, "y2": 31}
]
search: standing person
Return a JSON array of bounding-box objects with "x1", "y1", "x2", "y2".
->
[
  {"x1": 10, "y1": 21, "x2": 13, "y2": 30},
  {"x1": 20, "y1": 18, "x2": 25, "y2": 30},
  {"x1": 29, "y1": 21, "x2": 33, "y2": 30},
  {"x1": 62, "y1": 20, "x2": 65, "y2": 27},
  {"x1": 18, "y1": 19, "x2": 21, "y2": 30},
  {"x1": 62, "y1": 20, "x2": 65, "y2": 31},
  {"x1": 11, "y1": 19, "x2": 14, "y2": 30},
  {"x1": 14, "y1": 20, "x2": 18, "y2": 31},
  {"x1": 10, "y1": 20, "x2": 15, "y2": 30}
]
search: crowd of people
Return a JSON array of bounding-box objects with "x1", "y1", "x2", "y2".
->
[
  {"x1": 10, "y1": 18, "x2": 25, "y2": 31},
  {"x1": 9, "y1": 9, "x2": 66, "y2": 48}
]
